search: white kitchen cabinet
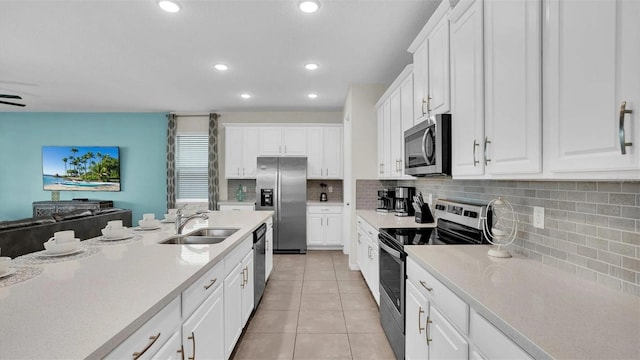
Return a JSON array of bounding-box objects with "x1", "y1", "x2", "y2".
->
[
  {"x1": 400, "y1": 73, "x2": 415, "y2": 134},
  {"x1": 355, "y1": 216, "x2": 380, "y2": 305},
  {"x1": 429, "y1": 305, "x2": 469, "y2": 359},
  {"x1": 225, "y1": 126, "x2": 260, "y2": 179},
  {"x1": 265, "y1": 217, "x2": 273, "y2": 280},
  {"x1": 409, "y1": 0, "x2": 451, "y2": 123},
  {"x1": 152, "y1": 329, "x2": 183, "y2": 360},
  {"x1": 483, "y1": 0, "x2": 541, "y2": 175},
  {"x1": 406, "y1": 281, "x2": 429, "y2": 360},
  {"x1": 307, "y1": 126, "x2": 343, "y2": 179},
  {"x1": 259, "y1": 127, "x2": 307, "y2": 156},
  {"x1": 241, "y1": 250, "x2": 255, "y2": 325},
  {"x1": 181, "y1": 284, "x2": 225, "y2": 360},
  {"x1": 223, "y1": 236, "x2": 253, "y2": 359},
  {"x1": 377, "y1": 98, "x2": 392, "y2": 178},
  {"x1": 470, "y1": 309, "x2": 533, "y2": 360},
  {"x1": 389, "y1": 89, "x2": 403, "y2": 178},
  {"x1": 307, "y1": 205, "x2": 342, "y2": 248},
  {"x1": 218, "y1": 203, "x2": 255, "y2": 211},
  {"x1": 544, "y1": 0, "x2": 640, "y2": 176},
  {"x1": 450, "y1": 0, "x2": 485, "y2": 177}
]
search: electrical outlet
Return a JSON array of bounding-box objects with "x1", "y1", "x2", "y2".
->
[
  {"x1": 242, "y1": 186, "x2": 247, "y2": 192},
  {"x1": 533, "y1": 206, "x2": 545, "y2": 229},
  {"x1": 328, "y1": 186, "x2": 333, "y2": 193}
]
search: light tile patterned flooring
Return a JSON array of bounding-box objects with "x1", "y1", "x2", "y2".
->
[{"x1": 231, "y1": 251, "x2": 395, "y2": 360}]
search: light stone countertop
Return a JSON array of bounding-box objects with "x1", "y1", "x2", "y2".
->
[
  {"x1": 0, "y1": 210, "x2": 273, "y2": 359},
  {"x1": 406, "y1": 245, "x2": 640, "y2": 360},
  {"x1": 357, "y1": 209, "x2": 436, "y2": 229}
]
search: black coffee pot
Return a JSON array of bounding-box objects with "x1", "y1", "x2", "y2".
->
[{"x1": 320, "y1": 183, "x2": 328, "y2": 202}]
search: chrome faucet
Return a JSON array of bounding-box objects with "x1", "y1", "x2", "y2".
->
[{"x1": 175, "y1": 209, "x2": 209, "y2": 234}]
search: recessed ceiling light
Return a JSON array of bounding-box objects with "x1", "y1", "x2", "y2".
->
[
  {"x1": 214, "y1": 64, "x2": 229, "y2": 71},
  {"x1": 305, "y1": 63, "x2": 319, "y2": 71},
  {"x1": 298, "y1": 0, "x2": 320, "y2": 13},
  {"x1": 158, "y1": 0, "x2": 182, "y2": 13},
  {"x1": 241, "y1": 93, "x2": 252, "y2": 99},
  {"x1": 308, "y1": 93, "x2": 318, "y2": 99}
]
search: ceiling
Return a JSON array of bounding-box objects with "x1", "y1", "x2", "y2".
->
[{"x1": 0, "y1": 0, "x2": 440, "y2": 113}]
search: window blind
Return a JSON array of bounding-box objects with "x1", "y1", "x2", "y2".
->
[{"x1": 176, "y1": 134, "x2": 208, "y2": 201}]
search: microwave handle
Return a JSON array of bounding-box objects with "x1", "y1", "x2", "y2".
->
[{"x1": 421, "y1": 127, "x2": 430, "y2": 164}]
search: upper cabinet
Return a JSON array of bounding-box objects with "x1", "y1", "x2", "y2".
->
[
  {"x1": 409, "y1": 1, "x2": 451, "y2": 124},
  {"x1": 259, "y1": 127, "x2": 307, "y2": 156},
  {"x1": 225, "y1": 126, "x2": 260, "y2": 179},
  {"x1": 307, "y1": 125, "x2": 343, "y2": 179},
  {"x1": 544, "y1": 0, "x2": 640, "y2": 177},
  {"x1": 450, "y1": 0, "x2": 542, "y2": 178}
]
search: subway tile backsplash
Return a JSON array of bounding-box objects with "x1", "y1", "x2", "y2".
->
[{"x1": 356, "y1": 178, "x2": 640, "y2": 297}]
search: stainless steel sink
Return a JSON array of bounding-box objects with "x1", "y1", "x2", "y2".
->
[{"x1": 160, "y1": 228, "x2": 240, "y2": 245}]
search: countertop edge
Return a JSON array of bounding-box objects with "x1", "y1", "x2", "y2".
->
[
  {"x1": 86, "y1": 213, "x2": 272, "y2": 359},
  {"x1": 405, "y1": 246, "x2": 553, "y2": 360}
]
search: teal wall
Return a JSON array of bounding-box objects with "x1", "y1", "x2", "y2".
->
[{"x1": 0, "y1": 113, "x2": 167, "y2": 221}]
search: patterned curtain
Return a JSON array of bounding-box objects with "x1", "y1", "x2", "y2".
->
[
  {"x1": 208, "y1": 113, "x2": 220, "y2": 210},
  {"x1": 166, "y1": 113, "x2": 177, "y2": 209}
]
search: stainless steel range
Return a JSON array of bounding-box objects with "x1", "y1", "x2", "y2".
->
[{"x1": 378, "y1": 199, "x2": 490, "y2": 360}]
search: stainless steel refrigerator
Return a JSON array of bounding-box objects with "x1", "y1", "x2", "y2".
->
[{"x1": 255, "y1": 157, "x2": 307, "y2": 253}]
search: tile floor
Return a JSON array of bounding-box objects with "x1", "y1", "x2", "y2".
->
[{"x1": 231, "y1": 251, "x2": 396, "y2": 360}]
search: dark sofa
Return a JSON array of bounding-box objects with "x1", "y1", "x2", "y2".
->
[{"x1": 0, "y1": 208, "x2": 132, "y2": 258}]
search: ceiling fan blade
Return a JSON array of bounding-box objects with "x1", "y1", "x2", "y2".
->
[
  {"x1": 0, "y1": 100, "x2": 26, "y2": 107},
  {"x1": 0, "y1": 94, "x2": 22, "y2": 99}
]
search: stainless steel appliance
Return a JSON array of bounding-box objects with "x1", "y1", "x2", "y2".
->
[
  {"x1": 378, "y1": 199, "x2": 489, "y2": 360},
  {"x1": 255, "y1": 157, "x2": 307, "y2": 253},
  {"x1": 376, "y1": 189, "x2": 395, "y2": 213},
  {"x1": 320, "y1": 183, "x2": 328, "y2": 202},
  {"x1": 253, "y1": 223, "x2": 267, "y2": 309},
  {"x1": 404, "y1": 114, "x2": 452, "y2": 176},
  {"x1": 394, "y1": 187, "x2": 415, "y2": 217}
]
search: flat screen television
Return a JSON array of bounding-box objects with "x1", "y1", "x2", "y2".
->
[{"x1": 42, "y1": 146, "x2": 121, "y2": 192}]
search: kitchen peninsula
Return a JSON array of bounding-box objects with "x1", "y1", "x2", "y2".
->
[{"x1": 0, "y1": 210, "x2": 273, "y2": 359}]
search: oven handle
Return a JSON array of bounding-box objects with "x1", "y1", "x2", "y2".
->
[
  {"x1": 378, "y1": 239, "x2": 402, "y2": 259},
  {"x1": 421, "y1": 127, "x2": 430, "y2": 164}
]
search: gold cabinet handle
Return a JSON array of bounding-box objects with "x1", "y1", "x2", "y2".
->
[
  {"x1": 418, "y1": 306, "x2": 425, "y2": 334},
  {"x1": 187, "y1": 332, "x2": 196, "y2": 360},
  {"x1": 484, "y1": 137, "x2": 491, "y2": 165},
  {"x1": 132, "y1": 332, "x2": 161, "y2": 359},
  {"x1": 204, "y1": 278, "x2": 217, "y2": 290},
  {"x1": 472, "y1": 140, "x2": 479, "y2": 167},
  {"x1": 426, "y1": 315, "x2": 433, "y2": 345},
  {"x1": 422, "y1": 98, "x2": 427, "y2": 116},
  {"x1": 177, "y1": 345, "x2": 185, "y2": 360},
  {"x1": 240, "y1": 269, "x2": 245, "y2": 288},
  {"x1": 620, "y1": 101, "x2": 633, "y2": 154},
  {"x1": 427, "y1": 95, "x2": 432, "y2": 113},
  {"x1": 419, "y1": 280, "x2": 433, "y2": 292}
]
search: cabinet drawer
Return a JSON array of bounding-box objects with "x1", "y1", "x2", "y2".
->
[
  {"x1": 224, "y1": 236, "x2": 253, "y2": 276},
  {"x1": 407, "y1": 257, "x2": 468, "y2": 334},
  {"x1": 219, "y1": 204, "x2": 255, "y2": 211},
  {"x1": 106, "y1": 296, "x2": 180, "y2": 360},
  {"x1": 356, "y1": 217, "x2": 378, "y2": 240},
  {"x1": 182, "y1": 260, "x2": 225, "y2": 319},
  {"x1": 308, "y1": 205, "x2": 342, "y2": 214},
  {"x1": 470, "y1": 310, "x2": 533, "y2": 360}
]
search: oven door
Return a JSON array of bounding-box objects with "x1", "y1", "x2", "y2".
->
[
  {"x1": 378, "y1": 235, "x2": 405, "y2": 317},
  {"x1": 404, "y1": 119, "x2": 436, "y2": 176}
]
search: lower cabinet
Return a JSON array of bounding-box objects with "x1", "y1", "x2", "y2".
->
[
  {"x1": 265, "y1": 217, "x2": 274, "y2": 280},
  {"x1": 307, "y1": 205, "x2": 343, "y2": 248},
  {"x1": 356, "y1": 216, "x2": 380, "y2": 305},
  {"x1": 406, "y1": 256, "x2": 532, "y2": 360},
  {"x1": 181, "y1": 285, "x2": 225, "y2": 360},
  {"x1": 224, "y1": 236, "x2": 254, "y2": 359},
  {"x1": 241, "y1": 250, "x2": 255, "y2": 325},
  {"x1": 153, "y1": 329, "x2": 183, "y2": 360},
  {"x1": 219, "y1": 204, "x2": 255, "y2": 211}
]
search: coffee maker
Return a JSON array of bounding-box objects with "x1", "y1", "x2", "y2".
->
[
  {"x1": 394, "y1": 186, "x2": 416, "y2": 217},
  {"x1": 376, "y1": 189, "x2": 395, "y2": 213}
]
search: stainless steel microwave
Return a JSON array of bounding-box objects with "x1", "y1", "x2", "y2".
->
[{"x1": 404, "y1": 114, "x2": 452, "y2": 176}]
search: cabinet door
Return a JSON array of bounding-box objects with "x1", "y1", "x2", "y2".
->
[
  {"x1": 370, "y1": 247, "x2": 379, "y2": 304},
  {"x1": 356, "y1": 229, "x2": 368, "y2": 272},
  {"x1": 151, "y1": 329, "x2": 183, "y2": 360},
  {"x1": 242, "y1": 127, "x2": 260, "y2": 178},
  {"x1": 306, "y1": 127, "x2": 324, "y2": 178},
  {"x1": 259, "y1": 128, "x2": 282, "y2": 156},
  {"x1": 400, "y1": 74, "x2": 414, "y2": 176},
  {"x1": 307, "y1": 214, "x2": 324, "y2": 246},
  {"x1": 429, "y1": 305, "x2": 469, "y2": 359},
  {"x1": 282, "y1": 127, "x2": 307, "y2": 156},
  {"x1": 224, "y1": 262, "x2": 243, "y2": 359},
  {"x1": 405, "y1": 281, "x2": 429, "y2": 360},
  {"x1": 225, "y1": 127, "x2": 244, "y2": 179},
  {"x1": 265, "y1": 220, "x2": 274, "y2": 280},
  {"x1": 323, "y1": 126, "x2": 343, "y2": 179},
  {"x1": 450, "y1": 0, "x2": 485, "y2": 177},
  {"x1": 427, "y1": 12, "x2": 451, "y2": 115},
  {"x1": 241, "y1": 251, "x2": 255, "y2": 325},
  {"x1": 378, "y1": 98, "x2": 392, "y2": 178},
  {"x1": 390, "y1": 89, "x2": 403, "y2": 177},
  {"x1": 484, "y1": 0, "x2": 541, "y2": 175},
  {"x1": 413, "y1": 41, "x2": 429, "y2": 124},
  {"x1": 182, "y1": 286, "x2": 225, "y2": 360},
  {"x1": 324, "y1": 213, "x2": 342, "y2": 246},
  {"x1": 544, "y1": 0, "x2": 640, "y2": 173}
]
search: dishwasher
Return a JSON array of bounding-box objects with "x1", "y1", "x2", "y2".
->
[{"x1": 253, "y1": 223, "x2": 267, "y2": 309}]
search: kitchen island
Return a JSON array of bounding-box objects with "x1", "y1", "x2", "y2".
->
[
  {"x1": 406, "y1": 245, "x2": 640, "y2": 360},
  {"x1": 0, "y1": 210, "x2": 273, "y2": 359}
]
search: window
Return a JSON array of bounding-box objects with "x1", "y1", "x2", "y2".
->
[{"x1": 176, "y1": 134, "x2": 208, "y2": 202}]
